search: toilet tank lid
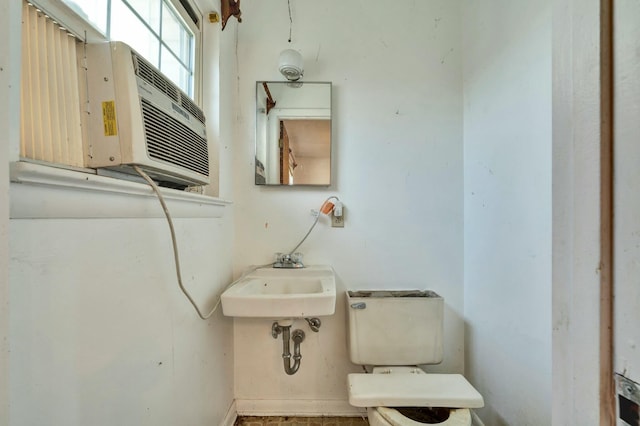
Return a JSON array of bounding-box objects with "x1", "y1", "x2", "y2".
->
[{"x1": 347, "y1": 373, "x2": 484, "y2": 409}]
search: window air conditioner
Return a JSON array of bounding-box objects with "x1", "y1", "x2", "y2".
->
[{"x1": 84, "y1": 41, "x2": 209, "y2": 188}]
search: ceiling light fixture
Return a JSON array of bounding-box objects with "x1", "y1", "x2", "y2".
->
[{"x1": 279, "y1": 49, "x2": 304, "y2": 81}]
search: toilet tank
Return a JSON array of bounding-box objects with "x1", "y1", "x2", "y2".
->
[{"x1": 346, "y1": 290, "x2": 444, "y2": 366}]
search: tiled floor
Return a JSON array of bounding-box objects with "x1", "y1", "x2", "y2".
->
[{"x1": 235, "y1": 416, "x2": 369, "y2": 426}]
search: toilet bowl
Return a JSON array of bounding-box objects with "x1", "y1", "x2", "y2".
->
[
  {"x1": 368, "y1": 406, "x2": 471, "y2": 426},
  {"x1": 345, "y1": 291, "x2": 484, "y2": 426},
  {"x1": 348, "y1": 367, "x2": 481, "y2": 426}
]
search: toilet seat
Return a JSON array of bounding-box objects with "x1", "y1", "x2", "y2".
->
[
  {"x1": 348, "y1": 371, "x2": 484, "y2": 408},
  {"x1": 348, "y1": 368, "x2": 482, "y2": 426},
  {"x1": 371, "y1": 406, "x2": 472, "y2": 426}
]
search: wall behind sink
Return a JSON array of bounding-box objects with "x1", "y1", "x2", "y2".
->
[{"x1": 232, "y1": 0, "x2": 463, "y2": 415}]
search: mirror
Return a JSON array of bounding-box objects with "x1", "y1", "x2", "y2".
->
[{"x1": 255, "y1": 81, "x2": 332, "y2": 186}]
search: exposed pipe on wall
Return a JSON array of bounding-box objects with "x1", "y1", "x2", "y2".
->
[{"x1": 272, "y1": 322, "x2": 305, "y2": 375}]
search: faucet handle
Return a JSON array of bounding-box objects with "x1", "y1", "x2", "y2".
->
[
  {"x1": 291, "y1": 252, "x2": 303, "y2": 264},
  {"x1": 273, "y1": 252, "x2": 304, "y2": 268}
]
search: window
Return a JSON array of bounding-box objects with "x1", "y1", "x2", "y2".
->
[
  {"x1": 19, "y1": 0, "x2": 209, "y2": 189},
  {"x1": 62, "y1": 0, "x2": 198, "y2": 97}
]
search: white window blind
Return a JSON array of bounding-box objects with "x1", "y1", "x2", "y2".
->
[{"x1": 20, "y1": 1, "x2": 84, "y2": 167}]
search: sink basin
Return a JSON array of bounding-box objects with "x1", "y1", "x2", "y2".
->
[{"x1": 221, "y1": 265, "x2": 336, "y2": 318}]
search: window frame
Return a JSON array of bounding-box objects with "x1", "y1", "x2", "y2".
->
[{"x1": 28, "y1": 0, "x2": 203, "y2": 105}]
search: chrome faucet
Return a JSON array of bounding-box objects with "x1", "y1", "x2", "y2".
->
[{"x1": 273, "y1": 252, "x2": 304, "y2": 268}]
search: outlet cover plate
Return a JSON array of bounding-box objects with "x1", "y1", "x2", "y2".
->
[{"x1": 332, "y1": 208, "x2": 344, "y2": 227}]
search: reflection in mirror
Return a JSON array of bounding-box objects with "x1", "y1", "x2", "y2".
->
[{"x1": 255, "y1": 82, "x2": 332, "y2": 186}]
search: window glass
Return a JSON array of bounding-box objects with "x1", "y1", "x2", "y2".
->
[
  {"x1": 161, "y1": 46, "x2": 191, "y2": 95},
  {"x1": 111, "y1": 0, "x2": 160, "y2": 63},
  {"x1": 60, "y1": 0, "x2": 196, "y2": 97},
  {"x1": 162, "y1": 2, "x2": 191, "y2": 66},
  {"x1": 123, "y1": 0, "x2": 161, "y2": 33}
]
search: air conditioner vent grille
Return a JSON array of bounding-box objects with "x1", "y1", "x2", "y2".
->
[
  {"x1": 141, "y1": 98, "x2": 209, "y2": 177},
  {"x1": 133, "y1": 53, "x2": 179, "y2": 103},
  {"x1": 132, "y1": 52, "x2": 205, "y2": 126},
  {"x1": 181, "y1": 96, "x2": 205, "y2": 125}
]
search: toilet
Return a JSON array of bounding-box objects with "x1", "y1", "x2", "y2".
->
[{"x1": 345, "y1": 290, "x2": 484, "y2": 426}]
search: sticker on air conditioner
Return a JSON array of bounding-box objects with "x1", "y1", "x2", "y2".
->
[{"x1": 101, "y1": 101, "x2": 118, "y2": 136}]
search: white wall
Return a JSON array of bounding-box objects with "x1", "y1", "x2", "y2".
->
[
  {"x1": 614, "y1": 0, "x2": 640, "y2": 387},
  {"x1": 200, "y1": 0, "x2": 238, "y2": 201},
  {"x1": 552, "y1": 0, "x2": 607, "y2": 423},
  {"x1": 232, "y1": 0, "x2": 464, "y2": 416},
  {"x1": 462, "y1": 1, "x2": 552, "y2": 424},
  {"x1": 9, "y1": 215, "x2": 234, "y2": 426},
  {"x1": 0, "y1": 0, "x2": 22, "y2": 424},
  {"x1": 5, "y1": 0, "x2": 240, "y2": 424}
]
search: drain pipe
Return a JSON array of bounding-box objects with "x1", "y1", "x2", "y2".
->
[{"x1": 272, "y1": 322, "x2": 306, "y2": 375}]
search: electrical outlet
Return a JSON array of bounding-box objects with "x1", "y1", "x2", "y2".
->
[
  {"x1": 617, "y1": 374, "x2": 640, "y2": 425},
  {"x1": 332, "y1": 208, "x2": 345, "y2": 228}
]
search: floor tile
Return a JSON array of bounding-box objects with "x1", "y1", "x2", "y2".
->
[{"x1": 235, "y1": 416, "x2": 368, "y2": 426}]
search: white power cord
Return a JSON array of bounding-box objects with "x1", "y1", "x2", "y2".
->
[
  {"x1": 134, "y1": 165, "x2": 272, "y2": 319},
  {"x1": 135, "y1": 164, "x2": 338, "y2": 320},
  {"x1": 287, "y1": 196, "x2": 339, "y2": 255}
]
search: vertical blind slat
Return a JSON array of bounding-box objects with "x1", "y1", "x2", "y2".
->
[
  {"x1": 35, "y1": 9, "x2": 48, "y2": 161},
  {"x1": 20, "y1": 1, "x2": 32, "y2": 159},
  {"x1": 57, "y1": 28, "x2": 70, "y2": 165},
  {"x1": 65, "y1": 35, "x2": 84, "y2": 166},
  {"x1": 46, "y1": 20, "x2": 61, "y2": 163}
]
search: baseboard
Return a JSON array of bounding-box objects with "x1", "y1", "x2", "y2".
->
[
  {"x1": 235, "y1": 399, "x2": 365, "y2": 417},
  {"x1": 221, "y1": 400, "x2": 238, "y2": 426}
]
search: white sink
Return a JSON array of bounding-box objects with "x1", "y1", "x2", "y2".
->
[{"x1": 221, "y1": 265, "x2": 336, "y2": 318}]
